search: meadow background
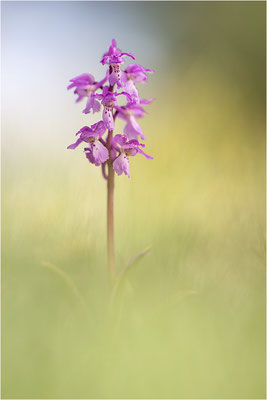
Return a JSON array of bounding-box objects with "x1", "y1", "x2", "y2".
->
[{"x1": 2, "y1": 1, "x2": 266, "y2": 399}]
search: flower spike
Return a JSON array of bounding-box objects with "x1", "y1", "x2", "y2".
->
[{"x1": 67, "y1": 39, "x2": 154, "y2": 285}]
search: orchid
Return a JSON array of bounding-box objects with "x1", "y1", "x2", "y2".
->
[
  {"x1": 115, "y1": 103, "x2": 147, "y2": 140},
  {"x1": 100, "y1": 39, "x2": 135, "y2": 88},
  {"x1": 67, "y1": 73, "x2": 107, "y2": 114},
  {"x1": 93, "y1": 86, "x2": 132, "y2": 131},
  {"x1": 67, "y1": 39, "x2": 154, "y2": 284},
  {"x1": 113, "y1": 134, "x2": 153, "y2": 177},
  {"x1": 67, "y1": 121, "x2": 108, "y2": 166},
  {"x1": 122, "y1": 63, "x2": 154, "y2": 103}
]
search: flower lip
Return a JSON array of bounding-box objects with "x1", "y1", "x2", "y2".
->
[
  {"x1": 113, "y1": 153, "x2": 130, "y2": 177},
  {"x1": 84, "y1": 140, "x2": 109, "y2": 167}
]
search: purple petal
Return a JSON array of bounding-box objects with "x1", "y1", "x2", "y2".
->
[
  {"x1": 116, "y1": 91, "x2": 133, "y2": 104},
  {"x1": 113, "y1": 134, "x2": 127, "y2": 146},
  {"x1": 109, "y1": 70, "x2": 118, "y2": 86},
  {"x1": 93, "y1": 93, "x2": 104, "y2": 101},
  {"x1": 137, "y1": 148, "x2": 153, "y2": 159},
  {"x1": 121, "y1": 71, "x2": 128, "y2": 85},
  {"x1": 140, "y1": 98, "x2": 155, "y2": 105},
  {"x1": 83, "y1": 96, "x2": 101, "y2": 114},
  {"x1": 75, "y1": 94, "x2": 84, "y2": 103},
  {"x1": 113, "y1": 153, "x2": 130, "y2": 177},
  {"x1": 102, "y1": 92, "x2": 118, "y2": 107},
  {"x1": 91, "y1": 120, "x2": 106, "y2": 136},
  {"x1": 124, "y1": 117, "x2": 145, "y2": 140},
  {"x1": 76, "y1": 126, "x2": 91, "y2": 136},
  {"x1": 123, "y1": 80, "x2": 139, "y2": 103},
  {"x1": 130, "y1": 105, "x2": 146, "y2": 118},
  {"x1": 92, "y1": 98, "x2": 101, "y2": 113},
  {"x1": 121, "y1": 52, "x2": 135, "y2": 60},
  {"x1": 67, "y1": 137, "x2": 83, "y2": 150},
  {"x1": 100, "y1": 56, "x2": 109, "y2": 65},
  {"x1": 92, "y1": 141, "x2": 109, "y2": 164},
  {"x1": 127, "y1": 139, "x2": 141, "y2": 146},
  {"x1": 85, "y1": 149, "x2": 96, "y2": 165},
  {"x1": 68, "y1": 73, "x2": 94, "y2": 88},
  {"x1": 103, "y1": 107, "x2": 114, "y2": 131},
  {"x1": 126, "y1": 64, "x2": 154, "y2": 74},
  {"x1": 67, "y1": 82, "x2": 76, "y2": 90},
  {"x1": 102, "y1": 86, "x2": 109, "y2": 97},
  {"x1": 125, "y1": 64, "x2": 153, "y2": 83}
]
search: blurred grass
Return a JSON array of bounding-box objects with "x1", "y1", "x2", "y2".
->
[
  {"x1": 2, "y1": 1, "x2": 266, "y2": 399},
  {"x1": 2, "y1": 84, "x2": 265, "y2": 398}
]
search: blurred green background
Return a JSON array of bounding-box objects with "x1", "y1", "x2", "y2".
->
[{"x1": 2, "y1": 1, "x2": 266, "y2": 399}]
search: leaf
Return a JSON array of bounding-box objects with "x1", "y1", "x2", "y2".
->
[
  {"x1": 126, "y1": 245, "x2": 152, "y2": 270},
  {"x1": 111, "y1": 245, "x2": 152, "y2": 304},
  {"x1": 41, "y1": 261, "x2": 86, "y2": 309}
]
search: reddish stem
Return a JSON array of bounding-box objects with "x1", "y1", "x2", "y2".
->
[
  {"x1": 107, "y1": 83, "x2": 115, "y2": 285},
  {"x1": 107, "y1": 130, "x2": 115, "y2": 285}
]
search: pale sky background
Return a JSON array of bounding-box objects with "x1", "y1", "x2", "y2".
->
[
  {"x1": 2, "y1": 1, "x2": 265, "y2": 162},
  {"x1": 2, "y1": 2, "x2": 166, "y2": 157}
]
